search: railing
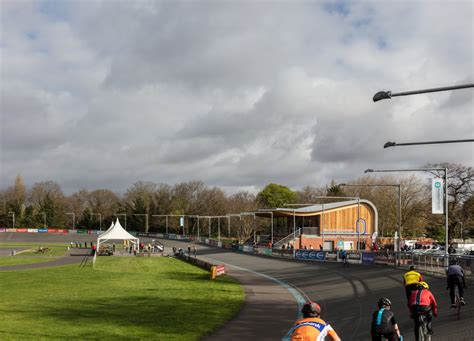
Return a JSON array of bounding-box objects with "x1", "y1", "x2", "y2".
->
[{"x1": 273, "y1": 228, "x2": 301, "y2": 249}]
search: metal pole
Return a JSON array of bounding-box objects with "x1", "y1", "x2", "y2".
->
[
  {"x1": 218, "y1": 217, "x2": 221, "y2": 242},
  {"x1": 209, "y1": 217, "x2": 211, "y2": 238},
  {"x1": 321, "y1": 204, "x2": 324, "y2": 250},
  {"x1": 166, "y1": 215, "x2": 168, "y2": 234},
  {"x1": 357, "y1": 198, "x2": 360, "y2": 251},
  {"x1": 228, "y1": 216, "x2": 231, "y2": 237},
  {"x1": 398, "y1": 184, "x2": 402, "y2": 255},
  {"x1": 43, "y1": 213, "x2": 46, "y2": 229},
  {"x1": 197, "y1": 216, "x2": 200, "y2": 241},
  {"x1": 271, "y1": 212, "x2": 274, "y2": 246},
  {"x1": 445, "y1": 168, "x2": 449, "y2": 266},
  {"x1": 293, "y1": 210, "x2": 296, "y2": 255},
  {"x1": 253, "y1": 214, "x2": 256, "y2": 244}
]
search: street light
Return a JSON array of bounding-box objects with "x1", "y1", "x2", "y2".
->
[
  {"x1": 364, "y1": 167, "x2": 449, "y2": 262},
  {"x1": 66, "y1": 213, "x2": 75, "y2": 230},
  {"x1": 373, "y1": 83, "x2": 474, "y2": 102},
  {"x1": 384, "y1": 139, "x2": 474, "y2": 148},
  {"x1": 8, "y1": 212, "x2": 15, "y2": 229},
  {"x1": 339, "y1": 183, "x2": 401, "y2": 259}
]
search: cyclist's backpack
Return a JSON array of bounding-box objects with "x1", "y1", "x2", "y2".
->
[{"x1": 374, "y1": 308, "x2": 393, "y2": 334}]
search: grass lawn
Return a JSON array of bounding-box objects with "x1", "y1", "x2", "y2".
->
[
  {"x1": 0, "y1": 244, "x2": 68, "y2": 266},
  {"x1": 0, "y1": 257, "x2": 244, "y2": 340}
]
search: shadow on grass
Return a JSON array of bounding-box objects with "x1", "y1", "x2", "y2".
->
[{"x1": 0, "y1": 294, "x2": 242, "y2": 340}]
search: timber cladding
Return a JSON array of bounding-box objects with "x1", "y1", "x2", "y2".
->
[{"x1": 321, "y1": 204, "x2": 374, "y2": 234}]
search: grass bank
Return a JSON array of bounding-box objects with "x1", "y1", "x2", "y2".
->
[
  {"x1": 0, "y1": 243, "x2": 68, "y2": 266},
  {"x1": 0, "y1": 257, "x2": 244, "y2": 340}
]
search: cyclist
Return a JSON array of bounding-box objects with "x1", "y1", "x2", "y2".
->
[
  {"x1": 370, "y1": 297, "x2": 403, "y2": 341},
  {"x1": 408, "y1": 281, "x2": 437, "y2": 340},
  {"x1": 447, "y1": 258, "x2": 467, "y2": 308},
  {"x1": 290, "y1": 301, "x2": 341, "y2": 341},
  {"x1": 403, "y1": 265, "x2": 423, "y2": 300}
]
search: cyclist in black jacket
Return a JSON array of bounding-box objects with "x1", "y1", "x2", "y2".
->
[{"x1": 371, "y1": 297, "x2": 402, "y2": 341}]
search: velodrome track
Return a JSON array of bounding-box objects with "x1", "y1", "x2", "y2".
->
[{"x1": 2, "y1": 233, "x2": 473, "y2": 340}]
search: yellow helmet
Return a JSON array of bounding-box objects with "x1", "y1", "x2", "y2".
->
[{"x1": 418, "y1": 281, "x2": 429, "y2": 290}]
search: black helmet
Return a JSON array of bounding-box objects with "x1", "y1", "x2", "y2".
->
[
  {"x1": 409, "y1": 265, "x2": 416, "y2": 271},
  {"x1": 301, "y1": 301, "x2": 321, "y2": 317},
  {"x1": 449, "y1": 258, "x2": 458, "y2": 265},
  {"x1": 378, "y1": 297, "x2": 392, "y2": 308}
]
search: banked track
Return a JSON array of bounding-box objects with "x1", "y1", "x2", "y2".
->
[{"x1": 2, "y1": 233, "x2": 473, "y2": 340}]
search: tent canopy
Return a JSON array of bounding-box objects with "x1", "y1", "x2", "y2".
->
[{"x1": 93, "y1": 218, "x2": 139, "y2": 268}]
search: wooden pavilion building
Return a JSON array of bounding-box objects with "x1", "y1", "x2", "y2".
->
[{"x1": 255, "y1": 199, "x2": 378, "y2": 251}]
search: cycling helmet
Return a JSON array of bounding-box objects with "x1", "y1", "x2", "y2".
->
[
  {"x1": 409, "y1": 265, "x2": 416, "y2": 271},
  {"x1": 301, "y1": 301, "x2": 321, "y2": 317},
  {"x1": 418, "y1": 281, "x2": 429, "y2": 290},
  {"x1": 378, "y1": 297, "x2": 392, "y2": 308}
]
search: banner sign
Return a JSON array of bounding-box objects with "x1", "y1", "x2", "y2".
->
[
  {"x1": 169, "y1": 234, "x2": 177, "y2": 240},
  {"x1": 346, "y1": 252, "x2": 362, "y2": 264},
  {"x1": 325, "y1": 251, "x2": 338, "y2": 261},
  {"x1": 216, "y1": 264, "x2": 226, "y2": 276},
  {"x1": 38, "y1": 228, "x2": 48, "y2": 233},
  {"x1": 48, "y1": 229, "x2": 58, "y2": 233},
  {"x1": 68, "y1": 230, "x2": 77, "y2": 234},
  {"x1": 432, "y1": 178, "x2": 444, "y2": 214},
  {"x1": 0, "y1": 228, "x2": 5, "y2": 233},
  {"x1": 6, "y1": 228, "x2": 16, "y2": 232},
  {"x1": 76, "y1": 229, "x2": 87, "y2": 234},
  {"x1": 28, "y1": 228, "x2": 38, "y2": 233},
  {"x1": 295, "y1": 250, "x2": 326, "y2": 261},
  {"x1": 179, "y1": 217, "x2": 184, "y2": 227},
  {"x1": 242, "y1": 245, "x2": 253, "y2": 253},
  {"x1": 16, "y1": 228, "x2": 27, "y2": 233},
  {"x1": 362, "y1": 252, "x2": 375, "y2": 265}
]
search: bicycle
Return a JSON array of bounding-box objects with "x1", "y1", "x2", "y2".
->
[
  {"x1": 453, "y1": 284, "x2": 462, "y2": 320},
  {"x1": 417, "y1": 313, "x2": 431, "y2": 341}
]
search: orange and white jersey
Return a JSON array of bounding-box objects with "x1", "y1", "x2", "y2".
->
[{"x1": 290, "y1": 317, "x2": 340, "y2": 341}]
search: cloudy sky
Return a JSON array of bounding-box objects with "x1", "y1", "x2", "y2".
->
[{"x1": 1, "y1": 0, "x2": 473, "y2": 194}]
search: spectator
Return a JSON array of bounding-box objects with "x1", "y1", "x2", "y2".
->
[
  {"x1": 187, "y1": 245, "x2": 191, "y2": 255},
  {"x1": 448, "y1": 244, "x2": 456, "y2": 254},
  {"x1": 319, "y1": 244, "x2": 323, "y2": 251},
  {"x1": 193, "y1": 245, "x2": 197, "y2": 257}
]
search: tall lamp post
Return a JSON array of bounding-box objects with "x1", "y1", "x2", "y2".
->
[
  {"x1": 66, "y1": 213, "x2": 75, "y2": 230},
  {"x1": 365, "y1": 167, "x2": 449, "y2": 263},
  {"x1": 8, "y1": 211, "x2": 15, "y2": 229},
  {"x1": 373, "y1": 83, "x2": 474, "y2": 102}
]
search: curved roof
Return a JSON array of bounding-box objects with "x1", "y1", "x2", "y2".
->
[{"x1": 255, "y1": 199, "x2": 377, "y2": 218}]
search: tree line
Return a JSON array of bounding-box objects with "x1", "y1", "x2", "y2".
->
[{"x1": 0, "y1": 162, "x2": 472, "y2": 242}]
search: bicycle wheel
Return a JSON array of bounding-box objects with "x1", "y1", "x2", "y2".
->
[{"x1": 455, "y1": 285, "x2": 461, "y2": 320}]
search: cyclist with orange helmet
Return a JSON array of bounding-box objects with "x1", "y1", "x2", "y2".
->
[
  {"x1": 290, "y1": 301, "x2": 341, "y2": 341},
  {"x1": 408, "y1": 281, "x2": 437, "y2": 340}
]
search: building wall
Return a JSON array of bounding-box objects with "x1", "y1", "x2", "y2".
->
[{"x1": 321, "y1": 203, "x2": 375, "y2": 234}]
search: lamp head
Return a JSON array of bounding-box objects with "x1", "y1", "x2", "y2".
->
[
  {"x1": 364, "y1": 169, "x2": 374, "y2": 173},
  {"x1": 373, "y1": 91, "x2": 392, "y2": 102},
  {"x1": 384, "y1": 141, "x2": 396, "y2": 148}
]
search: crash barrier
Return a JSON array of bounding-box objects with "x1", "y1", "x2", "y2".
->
[
  {"x1": 411, "y1": 254, "x2": 473, "y2": 280},
  {"x1": 175, "y1": 251, "x2": 226, "y2": 280}
]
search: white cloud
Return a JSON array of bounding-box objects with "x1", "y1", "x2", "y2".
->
[{"x1": 1, "y1": 0, "x2": 473, "y2": 194}]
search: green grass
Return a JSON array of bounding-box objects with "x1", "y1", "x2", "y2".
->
[
  {"x1": 0, "y1": 244, "x2": 68, "y2": 266},
  {"x1": 0, "y1": 257, "x2": 244, "y2": 340}
]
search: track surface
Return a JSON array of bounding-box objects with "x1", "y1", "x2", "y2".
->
[{"x1": 2, "y1": 233, "x2": 473, "y2": 340}]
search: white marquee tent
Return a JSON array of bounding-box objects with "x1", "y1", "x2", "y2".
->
[{"x1": 93, "y1": 218, "x2": 139, "y2": 268}]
